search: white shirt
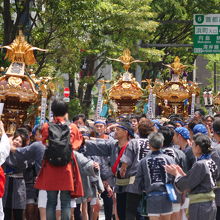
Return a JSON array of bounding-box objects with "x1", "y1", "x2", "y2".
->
[{"x1": 0, "y1": 133, "x2": 10, "y2": 166}]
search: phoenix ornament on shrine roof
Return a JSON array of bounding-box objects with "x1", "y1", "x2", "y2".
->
[
  {"x1": 0, "y1": 30, "x2": 47, "y2": 66},
  {"x1": 163, "y1": 56, "x2": 188, "y2": 75},
  {"x1": 107, "y1": 48, "x2": 146, "y2": 72}
]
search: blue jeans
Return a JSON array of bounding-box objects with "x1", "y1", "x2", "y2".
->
[{"x1": 46, "y1": 190, "x2": 71, "y2": 220}]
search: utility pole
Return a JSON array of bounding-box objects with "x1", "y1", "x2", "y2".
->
[
  {"x1": 141, "y1": 43, "x2": 193, "y2": 48},
  {"x1": 214, "y1": 62, "x2": 217, "y2": 93}
]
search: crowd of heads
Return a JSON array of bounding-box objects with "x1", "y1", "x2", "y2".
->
[
  {"x1": 72, "y1": 113, "x2": 158, "y2": 141},
  {"x1": 9, "y1": 97, "x2": 220, "y2": 160},
  {"x1": 70, "y1": 105, "x2": 220, "y2": 158}
]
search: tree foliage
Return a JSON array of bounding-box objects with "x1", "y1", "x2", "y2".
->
[
  {"x1": 141, "y1": 0, "x2": 220, "y2": 81},
  {"x1": 204, "y1": 54, "x2": 220, "y2": 92},
  {"x1": 0, "y1": 0, "x2": 220, "y2": 116}
]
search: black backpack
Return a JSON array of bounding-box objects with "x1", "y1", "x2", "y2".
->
[{"x1": 44, "y1": 122, "x2": 72, "y2": 166}]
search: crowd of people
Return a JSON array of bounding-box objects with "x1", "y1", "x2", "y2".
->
[{"x1": 0, "y1": 99, "x2": 220, "y2": 220}]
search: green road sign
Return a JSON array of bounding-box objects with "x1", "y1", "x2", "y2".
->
[{"x1": 193, "y1": 14, "x2": 220, "y2": 54}]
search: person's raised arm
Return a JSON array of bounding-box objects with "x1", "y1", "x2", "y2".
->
[
  {"x1": 84, "y1": 138, "x2": 115, "y2": 157},
  {"x1": 8, "y1": 141, "x2": 45, "y2": 173},
  {"x1": 0, "y1": 121, "x2": 10, "y2": 165},
  {"x1": 74, "y1": 151, "x2": 99, "y2": 177},
  {"x1": 165, "y1": 163, "x2": 204, "y2": 192}
]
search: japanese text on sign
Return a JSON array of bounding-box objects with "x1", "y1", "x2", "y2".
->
[{"x1": 193, "y1": 14, "x2": 220, "y2": 54}]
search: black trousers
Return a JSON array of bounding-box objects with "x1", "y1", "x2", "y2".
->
[
  {"x1": 4, "y1": 208, "x2": 23, "y2": 220},
  {"x1": 117, "y1": 192, "x2": 127, "y2": 220},
  {"x1": 117, "y1": 192, "x2": 147, "y2": 220},
  {"x1": 4, "y1": 177, "x2": 24, "y2": 220},
  {"x1": 126, "y1": 193, "x2": 141, "y2": 220},
  {"x1": 216, "y1": 206, "x2": 220, "y2": 220},
  {"x1": 74, "y1": 203, "x2": 82, "y2": 220},
  {"x1": 101, "y1": 189, "x2": 113, "y2": 220}
]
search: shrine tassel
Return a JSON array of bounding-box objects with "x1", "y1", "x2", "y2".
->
[
  {"x1": 191, "y1": 94, "x2": 196, "y2": 118},
  {"x1": 147, "y1": 89, "x2": 153, "y2": 119},
  {"x1": 40, "y1": 96, "x2": 47, "y2": 125},
  {"x1": 152, "y1": 94, "x2": 156, "y2": 119},
  {"x1": 95, "y1": 84, "x2": 103, "y2": 120},
  {"x1": 48, "y1": 97, "x2": 54, "y2": 122}
]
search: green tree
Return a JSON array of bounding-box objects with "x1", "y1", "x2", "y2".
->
[
  {"x1": 0, "y1": 0, "x2": 163, "y2": 117},
  {"x1": 1, "y1": 0, "x2": 219, "y2": 117},
  {"x1": 72, "y1": 0, "x2": 164, "y2": 116},
  {"x1": 204, "y1": 54, "x2": 220, "y2": 92},
  {"x1": 141, "y1": 0, "x2": 220, "y2": 81}
]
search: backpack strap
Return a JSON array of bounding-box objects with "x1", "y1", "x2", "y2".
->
[{"x1": 48, "y1": 121, "x2": 70, "y2": 127}]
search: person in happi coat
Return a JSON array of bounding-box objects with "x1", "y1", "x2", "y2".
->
[
  {"x1": 83, "y1": 121, "x2": 134, "y2": 220},
  {"x1": 91, "y1": 120, "x2": 114, "y2": 220},
  {"x1": 8, "y1": 126, "x2": 45, "y2": 220},
  {"x1": 3, "y1": 128, "x2": 29, "y2": 220},
  {"x1": 211, "y1": 118, "x2": 220, "y2": 220},
  {"x1": 119, "y1": 120, "x2": 155, "y2": 220},
  {"x1": 134, "y1": 132, "x2": 175, "y2": 220},
  {"x1": 173, "y1": 127, "x2": 195, "y2": 170},
  {"x1": 159, "y1": 126, "x2": 187, "y2": 220},
  {"x1": 165, "y1": 133, "x2": 217, "y2": 220}
]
